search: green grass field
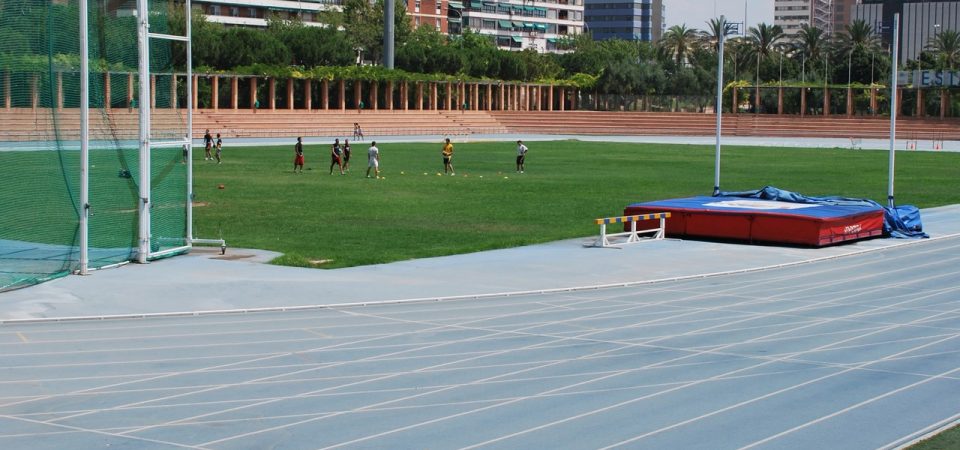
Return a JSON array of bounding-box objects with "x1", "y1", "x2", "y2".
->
[
  {"x1": 908, "y1": 424, "x2": 960, "y2": 450},
  {"x1": 190, "y1": 140, "x2": 960, "y2": 268}
]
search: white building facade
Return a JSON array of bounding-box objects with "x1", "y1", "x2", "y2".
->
[{"x1": 453, "y1": 0, "x2": 585, "y2": 52}]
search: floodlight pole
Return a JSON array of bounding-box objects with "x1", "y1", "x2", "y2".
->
[
  {"x1": 714, "y1": 16, "x2": 725, "y2": 196},
  {"x1": 888, "y1": 13, "x2": 900, "y2": 209},
  {"x1": 79, "y1": 0, "x2": 89, "y2": 274},
  {"x1": 384, "y1": 0, "x2": 395, "y2": 69},
  {"x1": 136, "y1": 0, "x2": 152, "y2": 263}
]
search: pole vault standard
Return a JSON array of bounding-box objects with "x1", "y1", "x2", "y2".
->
[
  {"x1": 888, "y1": 13, "x2": 900, "y2": 208},
  {"x1": 713, "y1": 16, "x2": 726, "y2": 196}
]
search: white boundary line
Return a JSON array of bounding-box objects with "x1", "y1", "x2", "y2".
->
[{"x1": 3, "y1": 233, "x2": 957, "y2": 325}]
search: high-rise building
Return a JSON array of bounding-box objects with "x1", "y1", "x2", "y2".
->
[
  {"x1": 774, "y1": 0, "x2": 834, "y2": 39},
  {"x1": 190, "y1": 0, "x2": 342, "y2": 28},
  {"x1": 451, "y1": 0, "x2": 585, "y2": 52},
  {"x1": 832, "y1": 0, "x2": 857, "y2": 32},
  {"x1": 583, "y1": 0, "x2": 664, "y2": 42},
  {"x1": 855, "y1": 0, "x2": 960, "y2": 64}
]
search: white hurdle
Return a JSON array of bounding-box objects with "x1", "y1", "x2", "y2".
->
[{"x1": 593, "y1": 212, "x2": 671, "y2": 247}]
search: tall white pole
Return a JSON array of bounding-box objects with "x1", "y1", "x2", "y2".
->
[
  {"x1": 888, "y1": 13, "x2": 900, "y2": 208},
  {"x1": 79, "y1": 0, "x2": 89, "y2": 274},
  {"x1": 137, "y1": 0, "x2": 151, "y2": 262},
  {"x1": 714, "y1": 16, "x2": 725, "y2": 196},
  {"x1": 186, "y1": 0, "x2": 194, "y2": 244}
]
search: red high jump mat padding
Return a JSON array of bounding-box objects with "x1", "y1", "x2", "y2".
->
[{"x1": 624, "y1": 196, "x2": 885, "y2": 247}]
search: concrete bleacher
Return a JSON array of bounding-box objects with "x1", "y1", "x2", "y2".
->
[
  {"x1": 2, "y1": 108, "x2": 958, "y2": 143},
  {"x1": 489, "y1": 111, "x2": 960, "y2": 141}
]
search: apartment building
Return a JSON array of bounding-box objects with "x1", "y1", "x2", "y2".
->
[
  {"x1": 774, "y1": 0, "x2": 833, "y2": 39},
  {"x1": 407, "y1": 0, "x2": 450, "y2": 32},
  {"x1": 583, "y1": 0, "x2": 664, "y2": 42},
  {"x1": 453, "y1": 0, "x2": 585, "y2": 52}
]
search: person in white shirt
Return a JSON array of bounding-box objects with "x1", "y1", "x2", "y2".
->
[
  {"x1": 366, "y1": 141, "x2": 380, "y2": 179},
  {"x1": 516, "y1": 140, "x2": 528, "y2": 173}
]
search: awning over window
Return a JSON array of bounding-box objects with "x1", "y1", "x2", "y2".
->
[
  {"x1": 498, "y1": 20, "x2": 513, "y2": 29},
  {"x1": 482, "y1": 1, "x2": 496, "y2": 6},
  {"x1": 523, "y1": 5, "x2": 535, "y2": 11},
  {"x1": 511, "y1": 35, "x2": 522, "y2": 43},
  {"x1": 534, "y1": 23, "x2": 547, "y2": 31},
  {"x1": 511, "y1": 5, "x2": 523, "y2": 11},
  {"x1": 448, "y1": 17, "x2": 462, "y2": 23},
  {"x1": 447, "y1": 1, "x2": 463, "y2": 9},
  {"x1": 523, "y1": 22, "x2": 535, "y2": 29},
  {"x1": 469, "y1": 1, "x2": 482, "y2": 8},
  {"x1": 547, "y1": 38, "x2": 558, "y2": 43},
  {"x1": 512, "y1": 21, "x2": 523, "y2": 28}
]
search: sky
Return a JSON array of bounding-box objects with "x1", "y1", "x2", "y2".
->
[{"x1": 664, "y1": 0, "x2": 775, "y2": 34}]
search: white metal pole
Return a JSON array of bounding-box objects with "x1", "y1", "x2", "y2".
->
[
  {"x1": 186, "y1": 0, "x2": 194, "y2": 245},
  {"x1": 137, "y1": 0, "x2": 151, "y2": 263},
  {"x1": 714, "y1": 16, "x2": 725, "y2": 196},
  {"x1": 79, "y1": 0, "x2": 89, "y2": 274},
  {"x1": 888, "y1": 13, "x2": 900, "y2": 209}
]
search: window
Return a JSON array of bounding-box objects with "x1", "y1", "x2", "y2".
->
[
  {"x1": 209, "y1": 5, "x2": 220, "y2": 15},
  {"x1": 415, "y1": 0, "x2": 420, "y2": 12},
  {"x1": 436, "y1": 20, "x2": 441, "y2": 31},
  {"x1": 230, "y1": 6, "x2": 239, "y2": 17},
  {"x1": 437, "y1": 1, "x2": 442, "y2": 14},
  {"x1": 248, "y1": 7, "x2": 257, "y2": 17}
]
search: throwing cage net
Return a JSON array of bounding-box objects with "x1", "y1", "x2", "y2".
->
[{"x1": 0, "y1": 0, "x2": 192, "y2": 291}]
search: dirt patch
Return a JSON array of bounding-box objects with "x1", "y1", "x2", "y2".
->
[
  {"x1": 310, "y1": 259, "x2": 333, "y2": 266},
  {"x1": 212, "y1": 254, "x2": 255, "y2": 261},
  {"x1": 192, "y1": 202, "x2": 209, "y2": 207}
]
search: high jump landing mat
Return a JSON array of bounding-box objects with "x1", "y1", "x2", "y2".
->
[{"x1": 624, "y1": 196, "x2": 885, "y2": 247}]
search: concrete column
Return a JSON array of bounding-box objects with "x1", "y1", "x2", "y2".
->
[
  {"x1": 386, "y1": 80, "x2": 394, "y2": 110},
  {"x1": 416, "y1": 82, "x2": 423, "y2": 110},
  {"x1": 56, "y1": 72, "x2": 63, "y2": 110},
  {"x1": 249, "y1": 77, "x2": 257, "y2": 111},
  {"x1": 230, "y1": 76, "x2": 238, "y2": 109},
  {"x1": 754, "y1": 86, "x2": 760, "y2": 114},
  {"x1": 548, "y1": 84, "x2": 554, "y2": 111},
  {"x1": 445, "y1": 82, "x2": 452, "y2": 110},
  {"x1": 103, "y1": 72, "x2": 110, "y2": 110},
  {"x1": 304, "y1": 80, "x2": 312, "y2": 110},
  {"x1": 170, "y1": 74, "x2": 177, "y2": 108},
  {"x1": 287, "y1": 78, "x2": 294, "y2": 110},
  {"x1": 498, "y1": 83, "x2": 504, "y2": 110},
  {"x1": 559, "y1": 87, "x2": 565, "y2": 111},
  {"x1": 486, "y1": 84, "x2": 492, "y2": 111},
  {"x1": 268, "y1": 78, "x2": 276, "y2": 110},
  {"x1": 823, "y1": 88, "x2": 830, "y2": 116},
  {"x1": 916, "y1": 89, "x2": 925, "y2": 117},
  {"x1": 571, "y1": 89, "x2": 577, "y2": 110},
  {"x1": 338, "y1": 79, "x2": 345, "y2": 110},
  {"x1": 846, "y1": 87, "x2": 854, "y2": 116},
  {"x1": 870, "y1": 88, "x2": 877, "y2": 115},
  {"x1": 211, "y1": 75, "x2": 218, "y2": 110},
  {"x1": 731, "y1": 87, "x2": 737, "y2": 114},
  {"x1": 321, "y1": 79, "x2": 329, "y2": 110},
  {"x1": 896, "y1": 88, "x2": 903, "y2": 117},
  {"x1": 127, "y1": 73, "x2": 135, "y2": 109},
  {"x1": 777, "y1": 87, "x2": 783, "y2": 115},
  {"x1": 354, "y1": 80, "x2": 362, "y2": 111},
  {"x1": 3, "y1": 71, "x2": 10, "y2": 110},
  {"x1": 192, "y1": 74, "x2": 198, "y2": 110},
  {"x1": 800, "y1": 88, "x2": 806, "y2": 117},
  {"x1": 150, "y1": 74, "x2": 156, "y2": 108},
  {"x1": 371, "y1": 81, "x2": 378, "y2": 111},
  {"x1": 402, "y1": 82, "x2": 408, "y2": 111},
  {"x1": 469, "y1": 83, "x2": 475, "y2": 110},
  {"x1": 941, "y1": 90, "x2": 950, "y2": 119}
]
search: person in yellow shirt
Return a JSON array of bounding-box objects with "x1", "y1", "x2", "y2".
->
[{"x1": 441, "y1": 138, "x2": 455, "y2": 176}]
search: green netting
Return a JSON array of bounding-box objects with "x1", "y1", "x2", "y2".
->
[{"x1": 0, "y1": 0, "x2": 188, "y2": 291}]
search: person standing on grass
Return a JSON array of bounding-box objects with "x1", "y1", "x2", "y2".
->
[
  {"x1": 330, "y1": 138, "x2": 344, "y2": 175},
  {"x1": 293, "y1": 137, "x2": 304, "y2": 174},
  {"x1": 366, "y1": 141, "x2": 380, "y2": 179},
  {"x1": 214, "y1": 133, "x2": 223, "y2": 164},
  {"x1": 342, "y1": 139, "x2": 352, "y2": 172},
  {"x1": 442, "y1": 138, "x2": 455, "y2": 176},
  {"x1": 516, "y1": 140, "x2": 528, "y2": 173},
  {"x1": 203, "y1": 129, "x2": 213, "y2": 160}
]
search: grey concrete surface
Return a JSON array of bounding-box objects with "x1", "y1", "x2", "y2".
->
[{"x1": 2, "y1": 204, "x2": 958, "y2": 322}]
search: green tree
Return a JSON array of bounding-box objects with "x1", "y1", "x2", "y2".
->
[
  {"x1": 660, "y1": 24, "x2": 698, "y2": 66},
  {"x1": 926, "y1": 29, "x2": 960, "y2": 70}
]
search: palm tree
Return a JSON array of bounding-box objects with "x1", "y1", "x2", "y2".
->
[
  {"x1": 926, "y1": 29, "x2": 960, "y2": 70},
  {"x1": 794, "y1": 24, "x2": 828, "y2": 63},
  {"x1": 747, "y1": 22, "x2": 785, "y2": 59},
  {"x1": 836, "y1": 19, "x2": 881, "y2": 54},
  {"x1": 700, "y1": 17, "x2": 735, "y2": 53},
  {"x1": 660, "y1": 24, "x2": 698, "y2": 66}
]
